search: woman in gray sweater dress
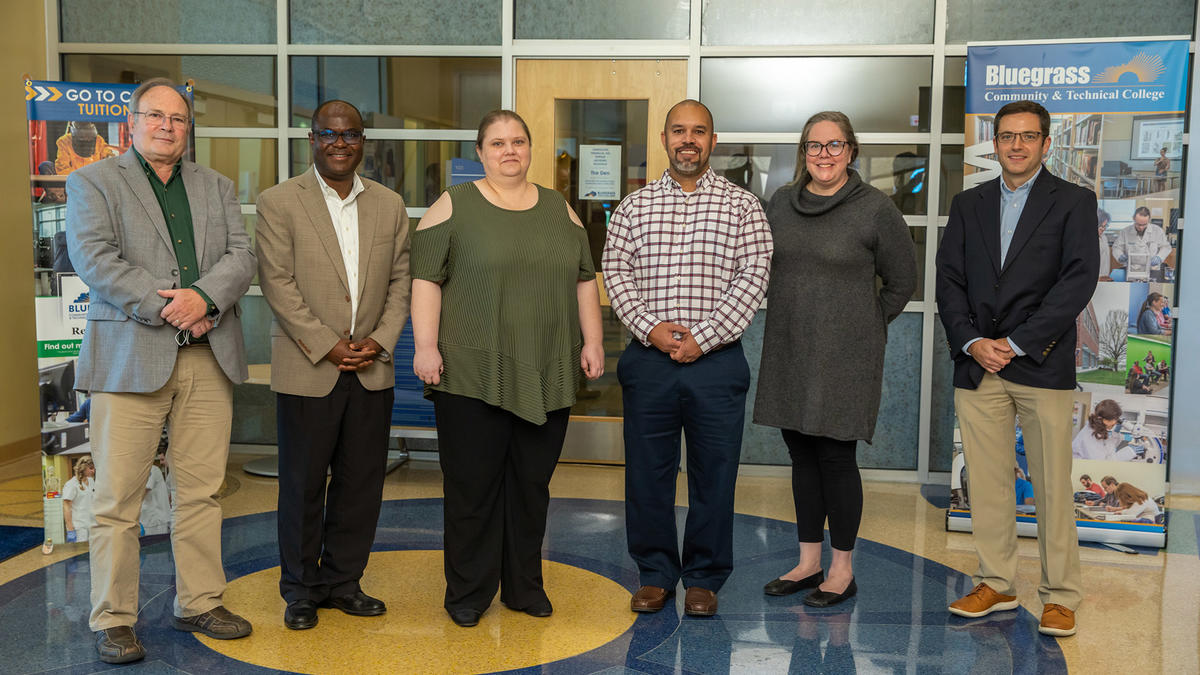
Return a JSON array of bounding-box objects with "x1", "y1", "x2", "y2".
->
[{"x1": 755, "y1": 111, "x2": 917, "y2": 607}]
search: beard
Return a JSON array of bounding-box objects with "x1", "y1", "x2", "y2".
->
[{"x1": 669, "y1": 145, "x2": 706, "y2": 176}]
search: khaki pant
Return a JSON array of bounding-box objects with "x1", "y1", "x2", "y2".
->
[
  {"x1": 954, "y1": 373, "x2": 1083, "y2": 610},
  {"x1": 88, "y1": 346, "x2": 234, "y2": 630}
]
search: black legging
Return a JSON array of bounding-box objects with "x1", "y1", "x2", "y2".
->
[{"x1": 782, "y1": 430, "x2": 862, "y2": 551}]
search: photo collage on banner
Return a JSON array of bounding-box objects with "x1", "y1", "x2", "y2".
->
[
  {"x1": 26, "y1": 80, "x2": 192, "y2": 544},
  {"x1": 949, "y1": 41, "x2": 1188, "y2": 547}
]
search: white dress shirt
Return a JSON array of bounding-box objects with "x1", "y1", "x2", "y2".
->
[{"x1": 314, "y1": 167, "x2": 366, "y2": 336}]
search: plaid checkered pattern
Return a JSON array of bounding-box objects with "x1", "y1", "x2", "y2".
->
[{"x1": 602, "y1": 168, "x2": 773, "y2": 353}]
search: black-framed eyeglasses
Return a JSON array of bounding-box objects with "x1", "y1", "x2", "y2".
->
[
  {"x1": 995, "y1": 131, "x2": 1044, "y2": 145},
  {"x1": 803, "y1": 140, "x2": 851, "y2": 157},
  {"x1": 133, "y1": 110, "x2": 190, "y2": 128},
  {"x1": 314, "y1": 128, "x2": 364, "y2": 145}
]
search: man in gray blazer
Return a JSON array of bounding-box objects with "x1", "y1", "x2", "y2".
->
[
  {"x1": 255, "y1": 100, "x2": 411, "y2": 630},
  {"x1": 66, "y1": 78, "x2": 256, "y2": 664}
]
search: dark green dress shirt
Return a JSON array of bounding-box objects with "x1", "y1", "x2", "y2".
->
[{"x1": 133, "y1": 148, "x2": 216, "y2": 340}]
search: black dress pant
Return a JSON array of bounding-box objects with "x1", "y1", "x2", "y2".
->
[
  {"x1": 276, "y1": 372, "x2": 393, "y2": 604},
  {"x1": 782, "y1": 430, "x2": 862, "y2": 551},
  {"x1": 434, "y1": 392, "x2": 570, "y2": 612}
]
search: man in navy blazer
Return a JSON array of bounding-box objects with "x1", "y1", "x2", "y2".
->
[{"x1": 936, "y1": 100, "x2": 1098, "y2": 638}]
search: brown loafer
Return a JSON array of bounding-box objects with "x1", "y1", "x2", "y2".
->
[
  {"x1": 630, "y1": 585, "x2": 673, "y2": 613},
  {"x1": 95, "y1": 626, "x2": 146, "y2": 664},
  {"x1": 684, "y1": 587, "x2": 717, "y2": 617},
  {"x1": 172, "y1": 605, "x2": 252, "y2": 639}
]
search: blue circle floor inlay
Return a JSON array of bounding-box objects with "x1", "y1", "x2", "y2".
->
[{"x1": 1, "y1": 498, "x2": 1066, "y2": 674}]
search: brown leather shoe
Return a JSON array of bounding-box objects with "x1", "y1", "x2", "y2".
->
[
  {"x1": 630, "y1": 585, "x2": 673, "y2": 613},
  {"x1": 684, "y1": 587, "x2": 718, "y2": 617},
  {"x1": 1038, "y1": 603, "x2": 1076, "y2": 636},
  {"x1": 948, "y1": 583, "x2": 1019, "y2": 618},
  {"x1": 172, "y1": 605, "x2": 252, "y2": 639},
  {"x1": 95, "y1": 626, "x2": 146, "y2": 664}
]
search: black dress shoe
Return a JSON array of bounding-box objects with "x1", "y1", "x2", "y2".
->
[
  {"x1": 448, "y1": 607, "x2": 482, "y2": 627},
  {"x1": 763, "y1": 570, "x2": 824, "y2": 596},
  {"x1": 504, "y1": 597, "x2": 553, "y2": 617},
  {"x1": 804, "y1": 579, "x2": 857, "y2": 608},
  {"x1": 95, "y1": 626, "x2": 146, "y2": 664},
  {"x1": 284, "y1": 600, "x2": 318, "y2": 630},
  {"x1": 320, "y1": 591, "x2": 386, "y2": 616}
]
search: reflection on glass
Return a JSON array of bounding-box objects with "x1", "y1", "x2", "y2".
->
[
  {"x1": 571, "y1": 307, "x2": 630, "y2": 418},
  {"x1": 290, "y1": 138, "x2": 478, "y2": 208},
  {"x1": 63, "y1": 55, "x2": 278, "y2": 128},
  {"x1": 194, "y1": 138, "x2": 277, "y2": 204},
  {"x1": 553, "y1": 99, "x2": 649, "y2": 271},
  {"x1": 940, "y1": 145, "x2": 964, "y2": 216},
  {"x1": 944, "y1": 57, "x2": 966, "y2": 133},
  {"x1": 909, "y1": 226, "x2": 926, "y2": 302},
  {"x1": 930, "y1": 316, "x2": 956, "y2": 472},
  {"x1": 290, "y1": 57, "x2": 501, "y2": 129},
  {"x1": 553, "y1": 99, "x2": 648, "y2": 417},
  {"x1": 61, "y1": 0, "x2": 275, "y2": 44},
  {"x1": 702, "y1": 0, "x2": 933, "y2": 46},
  {"x1": 712, "y1": 144, "x2": 930, "y2": 216},
  {"x1": 702, "y1": 57, "x2": 932, "y2": 133},
  {"x1": 290, "y1": 0, "x2": 500, "y2": 45},
  {"x1": 946, "y1": 0, "x2": 1194, "y2": 44},
  {"x1": 517, "y1": 0, "x2": 689, "y2": 39}
]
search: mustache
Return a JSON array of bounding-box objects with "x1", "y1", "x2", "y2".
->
[{"x1": 675, "y1": 144, "x2": 701, "y2": 154}]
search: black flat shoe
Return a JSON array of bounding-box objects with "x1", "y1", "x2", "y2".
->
[
  {"x1": 284, "y1": 600, "x2": 318, "y2": 630},
  {"x1": 320, "y1": 591, "x2": 386, "y2": 616},
  {"x1": 504, "y1": 597, "x2": 553, "y2": 617},
  {"x1": 763, "y1": 570, "x2": 824, "y2": 596},
  {"x1": 804, "y1": 579, "x2": 857, "y2": 608},
  {"x1": 448, "y1": 607, "x2": 482, "y2": 627}
]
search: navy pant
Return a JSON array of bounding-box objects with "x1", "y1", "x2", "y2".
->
[
  {"x1": 619, "y1": 340, "x2": 750, "y2": 592},
  {"x1": 276, "y1": 372, "x2": 393, "y2": 604}
]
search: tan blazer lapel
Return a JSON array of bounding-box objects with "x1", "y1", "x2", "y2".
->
[
  {"x1": 180, "y1": 162, "x2": 208, "y2": 266},
  {"x1": 355, "y1": 182, "x2": 378, "y2": 301},
  {"x1": 298, "y1": 169, "x2": 351, "y2": 294},
  {"x1": 117, "y1": 151, "x2": 175, "y2": 255}
]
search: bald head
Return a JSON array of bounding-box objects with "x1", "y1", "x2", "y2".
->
[
  {"x1": 664, "y1": 99, "x2": 714, "y2": 134},
  {"x1": 311, "y1": 99, "x2": 364, "y2": 130}
]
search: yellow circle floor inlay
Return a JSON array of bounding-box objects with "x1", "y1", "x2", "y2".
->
[{"x1": 198, "y1": 550, "x2": 636, "y2": 674}]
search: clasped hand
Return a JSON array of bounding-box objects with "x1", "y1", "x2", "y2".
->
[
  {"x1": 325, "y1": 337, "x2": 382, "y2": 372},
  {"x1": 967, "y1": 338, "x2": 1014, "y2": 373},
  {"x1": 648, "y1": 322, "x2": 701, "y2": 364}
]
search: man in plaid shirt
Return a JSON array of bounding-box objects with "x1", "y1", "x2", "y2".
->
[{"x1": 602, "y1": 99, "x2": 773, "y2": 617}]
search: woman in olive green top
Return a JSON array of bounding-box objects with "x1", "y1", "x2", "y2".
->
[{"x1": 411, "y1": 110, "x2": 604, "y2": 628}]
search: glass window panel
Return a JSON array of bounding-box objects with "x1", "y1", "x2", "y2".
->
[
  {"x1": 940, "y1": 145, "x2": 964, "y2": 216},
  {"x1": 290, "y1": 0, "x2": 500, "y2": 45},
  {"x1": 910, "y1": 226, "x2": 926, "y2": 302},
  {"x1": 290, "y1": 138, "x2": 478, "y2": 208},
  {"x1": 194, "y1": 138, "x2": 277, "y2": 205},
  {"x1": 930, "y1": 315, "x2": 957, "y2": 472},
  {"x1": 702, "y1": 58, "x2": 932, "y2": 133},
  {"x1": 61, "y1": 0, "x2": 274, "y2": 44},
  {"x1": 62, "y1": 55, "x2": 277, "y2": 128},
  {"x1": 860, "y1": 312, "x2": 923, "y2": 469},
  {"x1": 290, "y1": 57, "x2": 500, "y2": 130},
  {"x1": 712, "y1": 143, "x2": 930, "y2": 216},
  {"x1": 946, "y1": 0, "x2": 1194, "y2": 44},
  {"x1": 944, "y1": 57, "x2": 966, "y2": 134},
  {"x1": 517, "y1": 0, "x2": 689, "y2": 39},
  {"x1": 702, "y1": 0, "x2": 933, "y2": 46}
]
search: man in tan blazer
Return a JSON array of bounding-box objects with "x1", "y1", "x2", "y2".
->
[{"x1": 255, "y1": 100, "x2": 411, "y2": 630}]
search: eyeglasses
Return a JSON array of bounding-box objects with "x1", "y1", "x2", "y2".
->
[
  {"x1": 995, "y1": 131, "x2": 1043, "y2": 145},
  {"x1": 134, "y1": 111, "x2": 190, "y2": 128},
  {"x1": 314, "y1": 128, "x2": 364, "y2": 145},
  {"x1": 803, "y1": 140, "x2": 851, "y2": 157}
]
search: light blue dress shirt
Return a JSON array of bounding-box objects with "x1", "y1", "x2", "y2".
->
[{"x1": 963, "y1": 168, "x2": 1043, "y2": 359}]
